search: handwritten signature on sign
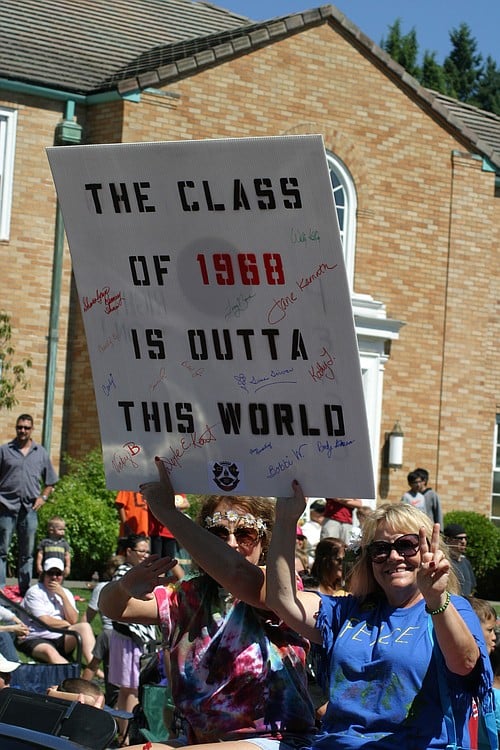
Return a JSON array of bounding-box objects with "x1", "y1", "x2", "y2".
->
[
  {"x1": 83, "y1": 286, "x2": 126, "y2": 315},
  {"x1": 98, "y1": 326, "x2": 121, "y2": 354},
  {"x1": 102, "y1": 372, "x2": 117, "y2": 397},
  {"x1": 158, "y1": 423, "x2": 218, "y2": 475},
  {"x1": 309, "y1": 346, "x2": 335, "y2": 382},
  {"x1": 150, "y1": 367, "x2": 168, "y2": 392},
  {"x1": 112, "y1": 441, "x2": 142, "y2": 473},
  {"x1": 234, "y1": 366, "x2": 296, "y2": 394},
  {"x1": 290, "y1": 227, "x2": 321, "y2": 245},
  {"x1": 264, "y1": 437, "x2": 356, "y2": 478},
  {"x1": 225, "y1": 292, "x2": 256, "y2": 320},
  {"x1": 181, "y1": 361, "x2": 205, "y2": 378},
  {"x1": 267, "y1": 261, "x2": 338, "y2": 325}
]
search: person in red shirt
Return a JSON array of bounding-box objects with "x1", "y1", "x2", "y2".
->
[{"x1": 320, "y1": 497, "x2": 362, "y2": 544}]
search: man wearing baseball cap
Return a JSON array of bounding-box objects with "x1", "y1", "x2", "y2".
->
[
  {"x1": 0, "y1": 653, "x2": 19, "y2": 689},
  {"x1": 443, "y1": 523, "x2": 476, "y2": 596},
  {"x1": 17, "y1": 557, "x2": 95, "y2": 665}
]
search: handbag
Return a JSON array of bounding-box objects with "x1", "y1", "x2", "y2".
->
[{"x1": 428, "y1": 620, "x2": 498, "y2": 750}]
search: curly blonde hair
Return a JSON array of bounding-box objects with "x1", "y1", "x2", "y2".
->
[{"x1": 349, "y1": 502, "x2": 459, "y2": 598}]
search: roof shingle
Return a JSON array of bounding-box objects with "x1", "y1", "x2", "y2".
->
[{"x1": 1, "y1": 0, "x2": 499, "y2": 169}]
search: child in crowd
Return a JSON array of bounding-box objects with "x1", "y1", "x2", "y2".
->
[
  {"x1": 491, "y1": 642, "x2": 500, "y2": 742},
  {"x1": 81, "y1": 554, "x2": 124, "y2": 706},
  {"x1": 35, "y1": 516, "x2": 72, "y2": 578},
  {"x1": 469, "y1": 597, "x2": 497, "y2": 655},
  {"x1": 468, "y1": 597, "x2": 498, "y2": 748}
]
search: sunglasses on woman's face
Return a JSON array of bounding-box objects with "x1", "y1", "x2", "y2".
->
[
  {"x1": 367, "y1": 534, "x2": 420, "y2": 563},
  {"x1": 208, "y1": 525, "x2": 259, "y2": 547}
]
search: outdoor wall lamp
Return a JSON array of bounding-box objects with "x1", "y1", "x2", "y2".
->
[{"x1": 387, "y1": 421, "x2": 404, "y2": 469}]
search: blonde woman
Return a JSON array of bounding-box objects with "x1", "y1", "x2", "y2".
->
[{"x1": 266, "y1": 483, "x2": 494, "y2": 750}]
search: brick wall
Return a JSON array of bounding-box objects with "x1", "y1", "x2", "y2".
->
[{"x1": 4, "y1": 22, "x2": 498, "y2": 514}]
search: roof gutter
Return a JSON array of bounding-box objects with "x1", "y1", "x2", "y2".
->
[{"x1": 0, "y1": 78, "x2": 140, "y2": 103}]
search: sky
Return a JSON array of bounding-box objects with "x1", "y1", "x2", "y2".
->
[{"x1": 216, "y1": 0, "x2": 499, "y2": 64}]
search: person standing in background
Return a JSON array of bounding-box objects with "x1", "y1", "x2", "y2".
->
[
  {"x1": 320, "y1": 497, "x2": 362, "y2": 544},
  {"x1": 415, "y1": 467, "x2": 444, "y2": 526},
  {"x1": 444, "y1": 523, "x2": 477, "y2": 596},
  {"x1": 115, "y1": 491, "x2": 149, "y2": 537},
  {"x1": 301, "y1": 499, "x2": 326, "y2": 567},
  {"x1": 0, "y1": 414, "x2": 58, "y2": 596},
  {"x1": 36, "y1": 515, "x2": 72, "y2": 578},
  {"x1": 149, "y1": 494, "x2": 190, "y2": 560},
  {"x1": 108, "y1": 534, "x2": 157, "y2": 741},
  {"x1": 401, "y1": 470, "x2": 426, "y2": 511}
]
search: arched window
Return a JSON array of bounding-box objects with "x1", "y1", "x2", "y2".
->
[{"x1": 326, "y1": 151, "x2": 357, "y2": 289}]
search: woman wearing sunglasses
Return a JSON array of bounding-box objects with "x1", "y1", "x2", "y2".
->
[
  {"x1": 265, "y1": 482, "x2": 494, "y2": 750},
  {"x1": 100, "y1": 458, "x2": 316, "y2": 750}
]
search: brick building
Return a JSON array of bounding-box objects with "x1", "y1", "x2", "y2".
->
[{"x1": 0, "y1": 1, "x2": 499, "y2": 517}]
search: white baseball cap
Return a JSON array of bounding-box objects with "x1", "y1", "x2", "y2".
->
[
  {"x1": 0, "y1": 654, "x2": 20, "y2": 673},
  {"x1": 43, "y1": 557, "x2": 64, "y2": 572}
]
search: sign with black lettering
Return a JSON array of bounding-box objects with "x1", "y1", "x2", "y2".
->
[{"x1": 47, "y1": 135, "x2": 374, "y2": 497}]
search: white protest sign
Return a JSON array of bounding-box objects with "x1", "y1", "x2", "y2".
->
[{"x1": 47, "y1": 135, "x2": 374, "y2": 498}]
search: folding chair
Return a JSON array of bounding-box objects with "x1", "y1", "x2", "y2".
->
[
  {"x1": 0, "y1": 589, "x2": 82, "y2": 693},
  {"x1": 0, "y1": 722, "x2": 83, "y2": 749},
  {"x1": 0, "y1": 688, "x2": 117, "y2": 750}
]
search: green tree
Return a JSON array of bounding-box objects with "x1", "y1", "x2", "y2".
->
[
  {"x1": 474, "y1": 55, "x2": 500, "y2": 115},
  {"x1": 381, "y1": 19, "x2": 420, "y2": 78},
  {"x1": 443, "y1": 23, "x2": 483, "y2": 101},
  {"x1": 420, "y1": 51, "x2": 447, "y2": 93},
  {"x1": 36, "y1": 448, "x2": 119, "y2": 580},
  {"x1": 0, "y1": 311, "x2": 32, "y2": 410}
]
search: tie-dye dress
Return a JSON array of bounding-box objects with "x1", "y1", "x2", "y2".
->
[{"x1": 154, "y1": 575, "x2": 316, "y2": 744}]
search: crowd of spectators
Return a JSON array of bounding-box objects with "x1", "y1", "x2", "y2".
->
[{"x1": 0, "y1": 453, "x2": 497, "y2": 750}]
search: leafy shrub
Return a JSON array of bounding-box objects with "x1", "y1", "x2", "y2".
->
[
  {"x1": 185, "y1": 494, "x2": 202, "y2": 520},
  {"x1": 443, "y1": 510, "x2": 500, "y2": 582},
  {"x1": 36, "y1": 448, "x2": 119, "y2": 580}
]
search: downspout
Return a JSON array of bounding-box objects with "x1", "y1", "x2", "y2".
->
[{"x1": 42, "y1": 101, "x2": 83, "y2": 451}]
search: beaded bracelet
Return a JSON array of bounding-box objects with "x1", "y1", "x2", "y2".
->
[{"x1": 425, "y1": 590, "x2": 451, "y2": 615}]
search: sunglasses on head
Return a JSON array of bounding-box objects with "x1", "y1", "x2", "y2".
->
[
  {"x1": 367, "y1": 534, "x2": 420, "y2": 563},
  {"x1": 208, "y1": 525, "x2": 259, "y2": 546}
]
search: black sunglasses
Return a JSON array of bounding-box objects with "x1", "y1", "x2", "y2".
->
[
  {"x1": 46, "y1": 570, "x2": 63, "y2": 576},
  {"x1": 208, "y1": 525, "x2": 259, "y2": 546},
  {"x1": 367, "y1": 534, "x2": 420, "y2": 563}
]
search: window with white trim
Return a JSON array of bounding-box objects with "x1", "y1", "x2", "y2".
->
[
  {"x1": 492, "y1": 414, "x2": 500, "y2": 526},
  {"x1": 326, "y1": 151, "x2": 357, "y2": 289},
  {"x1": 0, "y1": 108, "x2": 17, "y2": 241}
]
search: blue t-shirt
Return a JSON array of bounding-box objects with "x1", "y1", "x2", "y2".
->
[{"x1": 312, "y1": 594, "x2": 491, "y2": 750}]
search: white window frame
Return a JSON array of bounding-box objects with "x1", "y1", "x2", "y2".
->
[
  {"x1": 327, "y1": 151, "x2": 404, "y2": 495},
  {"x1": 326, "y1": 151, "x2": 357, "y2": 290},
  {"x1": 492, "y1": 415, "x2": 500, "y2": 525},
  {"x1": 0, "y1": 107, "x2": 17, "y2": 241}
]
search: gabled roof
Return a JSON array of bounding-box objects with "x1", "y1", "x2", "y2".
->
[
  {"x1": 0, "y1": 0, "x2": 249, "y2": 93},
  {"x1": 1, "y1": 0, "x2": 499, "y2": 170}
]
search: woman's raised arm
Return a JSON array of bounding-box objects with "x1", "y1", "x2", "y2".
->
[
  {"x1": 140, "y1": 458, "x2": 266, "y2": 608},
  {"x1": 265, "y1": 480, "x2": 322, "y2": 643}
]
